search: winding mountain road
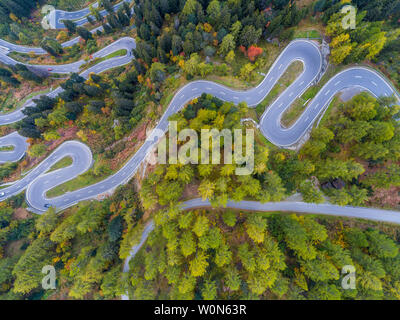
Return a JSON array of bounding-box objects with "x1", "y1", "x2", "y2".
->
[
  {"x1": 0, "y1": 3, "x2": 400, "y2": 300},
  {"x1": 0, "y1": 39, "x2": 399, "y2": 216},
  {"x1": 0, "y1": 25, "x2": 103, "y2": 55},
  {"x1": 0, "y1": 37, "x2": 135, "y2": 127},
  {"x1": 45, "y1": 0, "x2": 132, "y2": 29},
  {"x1": 0, "y1": 1, "x2": 399, "y2": 225},
  {"x1": 0, "y1": 36, "x2": 135, "y2": 74}
]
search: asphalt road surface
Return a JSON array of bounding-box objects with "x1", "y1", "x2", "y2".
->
[
  {"x1": 182, "y1": 198, "x2": 400, "y2": 225},
  {"x1": 0, "y1": 37, "x2": 136, "y2": 126},
  {"x1": 0, "y1": 26, "x2": 105, "y2": 55},
  {"x1": 120, "y1": 194, "x2": 400, "y2": 299},
  {"x1": 46, "y1": 0, "x2": 132, "y2": 29},
  {"x1": 0, "y1": 39, "x2": 399, "y2": 219},
  {"x1": 0, "y1": 36, "x2": 135, "y2": 74},
  {"x1": 121, "y1": 221, "x2": 155, "y2": 300},
  {"x1": 0, "y1": 132, "x2": 28, "y2": 164}
]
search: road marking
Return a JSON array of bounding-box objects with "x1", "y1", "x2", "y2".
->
[
  {"x1": 371, "y1": 81, "x2": 378, "y2": 86},
  {"x1": 219, "y1": 91, "x2": 226, "y2": 95},
  {"x1": 278, "y1": 64, "x2": 282, "y2": 70},
  {"x1": 355, "y1": 75, "x2": 362, "y2": 79},
  {"x1": 258, "y1": 89, "x2": 264, "y2": 94},
  {"x1": 334, "y1": 81, "x2": 341, "y2": 86},
  {"x1": 278, "y1": 103, "x2": 283, "y2": 108},
  {"x1": 180, "y1": 94, "x2": 185, "y2": 99},
  {"x1": 206, "y1": 87, "x2": 212, "y2": 90},
  {"x1": 233, "y1": 96, "x2": 239, "y2": 100},
  {"x1": 299, "y1": 81, "x2": 304, "y2": 86},
  {"x1": 269, "y1": 77, "x2": 274, "y2": 82},
  {"x1": 325, "y1": 90, "x2": 330, "y2": 96},
  {"x1": 304, "y1": 116, "x2": 309, "y2": 122},
  {"x1": 191, "y1": 88, "x2": 198, "y2": 91},
  {"x1": 314, "y1": 103, "x2": 320, "y2": 110},
  {"x1": 289, "y1": 92, "x2": 294, "y2": 97}
]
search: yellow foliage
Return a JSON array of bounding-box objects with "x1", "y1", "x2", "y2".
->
[
  {"x1": 330, "y1": 44, "x2": 352, "y2": 64},
  {"x1": 275, "y1": 152, "x2": 286, "y2": 162},
  {"x1": 331, "y1": 33, "x2": 350, "y2": 48},
  {"x1": 77, "y1": 130, "x2": 88, "y2": 142},
  {"x1": 56, "y1": 30, "x2": 68, "y2": 42},
  {"x1": 203, "y1": 23, "x2": 212, "y2": 33},
  {"x1": 9, "y1": 13, "x2": 18, "y2": 22}
]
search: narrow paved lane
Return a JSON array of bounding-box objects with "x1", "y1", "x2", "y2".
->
[
  {"x1": 182, "y1": 198, "x2": 400, "y2": 225},
  {"x1": 120, "y1": 196, "x2": 400, "y2": 299}
]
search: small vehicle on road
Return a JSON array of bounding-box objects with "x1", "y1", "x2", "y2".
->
[
  {"x1": 47, "y1": 68, "x2": 53, "y2": 71},
  {"x1": 0, "y1": 192, "x2": 5, "y2": 197},
  {"x1": 44, "y1": 203, "x2": 52, "y2": 208}
]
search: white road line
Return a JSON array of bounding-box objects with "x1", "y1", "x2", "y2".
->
[
  {"x1": 372, "y1": 81, "x2": 378, "y2": 86},
  {"x1": 334, "y1": 81, "x2": 341, "y2": 86},
  {"x1": 325, "y1": 90, "x2": 330, "y2": 96},
  {"x1": 278, "y1": 64, "x2": 282, "y2": 70}
]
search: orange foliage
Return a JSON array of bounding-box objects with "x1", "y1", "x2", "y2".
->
[
  {"x1": 101, "y1": 106, "x2": 111, "y2": 115},
  {"x1": 239, "y1": 45, "x2": 263, "y2": 62},
  {"x1": 247, "y1": 46, "x2": 263, "y2": 62}
]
